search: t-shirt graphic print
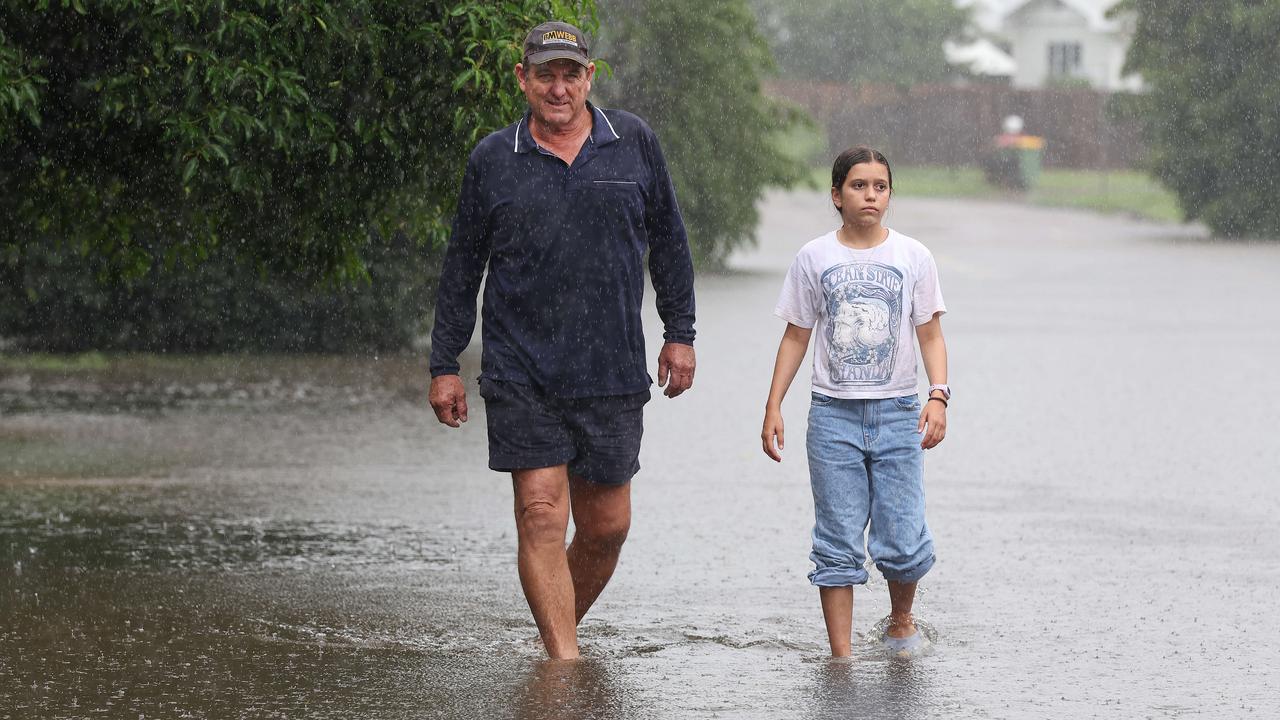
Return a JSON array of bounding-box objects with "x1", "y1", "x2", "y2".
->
[
  {"x1": 774, "y1": 229, "x2": 946, "y2": 399},
  {"x1": 822, "y1": 261, "x2": 902, "y2": 386}
]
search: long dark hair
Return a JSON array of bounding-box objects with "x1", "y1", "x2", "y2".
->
[{"x1": 831, "y1": 146, "x2": 893, "y2": 190}]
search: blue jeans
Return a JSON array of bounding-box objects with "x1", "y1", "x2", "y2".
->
[{"x1": 806, "y1": 392, "x2": 935, "y2": 586}]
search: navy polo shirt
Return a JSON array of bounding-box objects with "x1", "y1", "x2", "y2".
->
[{"x1": 429, "y1": 102, "x2": 696, "y2": 398}]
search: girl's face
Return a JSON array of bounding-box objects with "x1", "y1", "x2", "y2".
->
[{"x1": 832, "y1": 161, "x2": 892, "y2": 227}]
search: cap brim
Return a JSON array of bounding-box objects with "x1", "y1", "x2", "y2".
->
[{"x1": 524, "y1": 49, "x2": 589, "y2": 66}]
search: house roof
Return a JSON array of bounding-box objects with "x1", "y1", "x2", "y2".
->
[{"x1": 997, "y1": 0, "x2": 1125, "y2": 33}]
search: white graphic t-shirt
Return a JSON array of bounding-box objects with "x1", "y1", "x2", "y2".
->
[{"x1": 774, "y1": 228, "x2": 946, "y2": 399}]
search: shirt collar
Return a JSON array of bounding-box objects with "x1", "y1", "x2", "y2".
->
[
  {"x1": 589, "y1": 102, "x2": 622, "y2": 146},
  {"x1": 513, "y1": 101, "x2": 621, "y2": 154}
]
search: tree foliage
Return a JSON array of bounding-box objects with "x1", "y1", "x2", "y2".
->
[
  {"x1": 596, "y1": 0, "x2": 807, "y2": 267},
  {"x1": 1118, "y1": 0, "x2": 1280, "y2": 238},
  {"x1": 0, "y1": 228, "x2": 441, "y2": 353},
  {"x1": 751, "y1": 0, "x2": 968, "y2": 86},
  {"x1": 0, "y1": 0, "x2": 597, "y2": 351}
]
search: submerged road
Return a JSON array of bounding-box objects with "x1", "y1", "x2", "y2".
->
[{"x1": 3, "y1": 191, "x2": 1279, "y2": 718}]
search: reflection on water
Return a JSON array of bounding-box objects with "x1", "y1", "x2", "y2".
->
[
  {"x1": 3, "y1": 508, "x2": 462, "y2": 572},
  {"x1": 514, "y1": 659, "x2": 630, "y2": 720},
  {"x1": 809, "y1": 658, "x2": 932, "y2": 720}
]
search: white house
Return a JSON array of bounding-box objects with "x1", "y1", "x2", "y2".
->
[{"x1": 959, "y1": 0, "x2": 1144, "y2": 91}]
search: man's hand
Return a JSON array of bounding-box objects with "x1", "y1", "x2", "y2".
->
[
  {"x1": 656, "y1": 342, "x2": 696, "y2": 398},
  {"x1": 429, "y1": 374, "x2": 469, "y2": 427}
]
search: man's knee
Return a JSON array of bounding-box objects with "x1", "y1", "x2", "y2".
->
[
  {"x1": 516, "y1": 498, "x2": 568, "y2": 545},
  {"x1": 576, "y1": 512, "x2": 630, "y2": 551}
]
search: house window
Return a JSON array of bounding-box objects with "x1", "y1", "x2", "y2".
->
[{"x1": 1048, "y1": 42, "x2": 1082, "y2": 77}]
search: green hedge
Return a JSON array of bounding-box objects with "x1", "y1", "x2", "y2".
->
[
  {"x1": 0, "y1": 0, "x2": 596, "y2": 351},
  {"x1": 1, "y1": 229, "x2": 437, "y2": 353}
]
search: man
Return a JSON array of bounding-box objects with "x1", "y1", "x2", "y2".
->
[{"x1": 428, "y1": 20, "x2": 697, "y2": 660}]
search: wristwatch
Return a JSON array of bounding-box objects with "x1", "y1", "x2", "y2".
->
[{"x1": 928, "y1": 384, "x2": 951, "y2": 400}]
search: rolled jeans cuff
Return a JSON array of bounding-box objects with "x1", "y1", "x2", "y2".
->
[
  {"x1": 878, "y1": 554, "x2": 935, "y2": 584},
  {"x1": 808, "y1": 565, "x2": 869, "y2": 587}
]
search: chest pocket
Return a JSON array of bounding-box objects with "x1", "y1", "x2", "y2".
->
[
  {"x1": 590, "y1": 179, "x2": 643, "y2": 203},
  {"x1": 580, "y1": 179, "x2": 645, "y2": 235}
]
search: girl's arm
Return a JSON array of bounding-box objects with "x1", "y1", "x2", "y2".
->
[
  {"x1": 762, "y1": 322, "x2": 813, "y2": 462},
  {"x1": 915, "y1": 314, "x2": 948, "y2": 449}
]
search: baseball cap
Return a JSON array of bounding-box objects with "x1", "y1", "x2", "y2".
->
[{"x1": 522, "y1": 21, "x2": 591, "y2": 66}]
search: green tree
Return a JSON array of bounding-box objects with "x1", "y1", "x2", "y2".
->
[
  {"x1": 0, "y1": 0, "x2": 597, "y2": 351},
  {"x1": 752, "y1": 0, "x2": 969, "y2": 86},
  {"x1": 596, "y1": 0, "x2": 807, "y2": 267},
  {"x1": 1118, "y1": 0, "x2": 1280, "y2": 238},
  {"x1": 0, "y1": 26, "x2": 43, "y2": 135}
]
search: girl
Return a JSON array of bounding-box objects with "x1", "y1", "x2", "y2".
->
[{"x1": 761, "y1": 146, "x2": 949, "y2": 658}]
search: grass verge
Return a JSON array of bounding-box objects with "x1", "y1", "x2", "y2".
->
[{"x1": 806, "y1": 165, "x2": 1184, "y2": 224}]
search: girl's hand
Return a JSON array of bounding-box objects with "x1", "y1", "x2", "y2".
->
[
  {"x1": 761, "y1": 408, "x2": 786, "y2": 462},
  {"x1": 918, "y1": 399, "x2": 947, "y2": 450}
]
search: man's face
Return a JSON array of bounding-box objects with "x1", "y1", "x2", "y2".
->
[{"x1": 516, "y1": 58, "x2": 595, "y2": 129}]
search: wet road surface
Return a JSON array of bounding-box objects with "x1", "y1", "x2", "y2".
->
[{"x1": 3, "y1": 192, "x2": 1279, "y2": 718}]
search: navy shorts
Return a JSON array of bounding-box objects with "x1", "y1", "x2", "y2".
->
[{"x1": 477, "y1": 378, "x2": 651, "y2": 485}]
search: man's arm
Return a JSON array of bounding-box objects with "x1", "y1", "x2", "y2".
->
[
  {"x1": 429, "y1": 156, "x2": 490, "y2": 426},
  {"x1": 641, "y1": 127, "x2": 697, "y2": 398}
]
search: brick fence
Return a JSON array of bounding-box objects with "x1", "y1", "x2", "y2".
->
[{"x1": 767, "y1": 81, "x2": 1146, "y2": 170}]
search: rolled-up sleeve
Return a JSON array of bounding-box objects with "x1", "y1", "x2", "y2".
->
[
  {"x1": 641, "y1": 128, "x2": 696, "y2": 345},
  {"x1": 428, "y1": 155, "x2": 490, "y2": 377}
]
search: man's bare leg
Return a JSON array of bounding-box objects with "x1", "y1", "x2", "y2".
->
[
  {"x1": 565, "y1": 477, "x2": 631, "y2": 623},
  {"x1": 886, "y1": 580, "x2": 918, "y2": 638},
  {"x1": 512, "y1": 466, "x2": 578, "y2": 659},
  {"x1": 819, "y1": 586, "x2": 854, "y2": 657}
]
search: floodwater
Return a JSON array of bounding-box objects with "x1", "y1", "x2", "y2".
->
[{"x1": 3, "y1": 191, "x2": 1280, "y2": 718}]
